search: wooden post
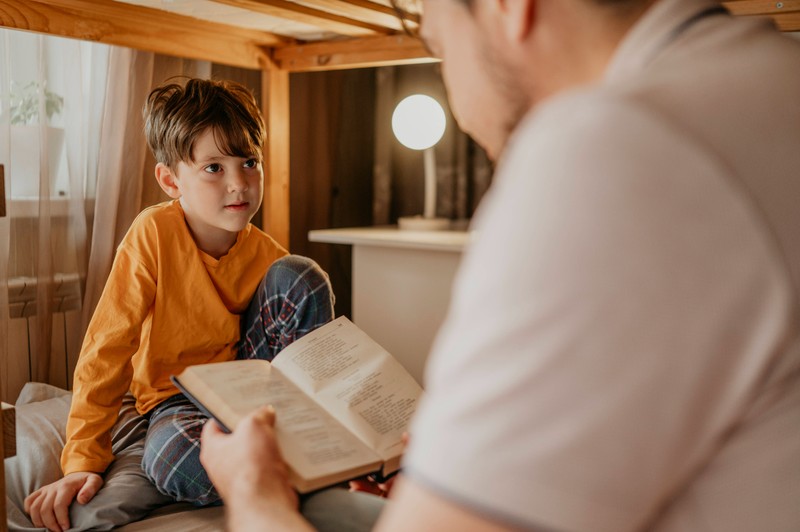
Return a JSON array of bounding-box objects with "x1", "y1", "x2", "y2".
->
[
  {"x1": 262, "y1": 63, "x2": 291, "y2": 250},
  {"x1": 0, "y1": 402, "x2": 13, "y2": 532},
  {"x1": 0, "y1": 162, "x2": 5, "y2": 528},
  {"x1": 0, "y1": 164, "x2": 5, "y2": 218}
]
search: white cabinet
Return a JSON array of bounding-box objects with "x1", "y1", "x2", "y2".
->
[{"x1": 309, "y1": 227, "x2": 469, "y2": 386}]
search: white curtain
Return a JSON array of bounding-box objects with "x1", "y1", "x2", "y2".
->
[
  {"x1": 0, "y1": 28, "x2": 210, "y2": 402},
  {"x1": 0, "y1": 31, "x2": 109, "y2": 400}
]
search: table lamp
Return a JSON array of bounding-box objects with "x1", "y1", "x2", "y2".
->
[{"x1": 392, "y1": 94, "x2": 449, "y2": 231}]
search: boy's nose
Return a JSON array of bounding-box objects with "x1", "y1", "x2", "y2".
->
[{"x1": 227, "y1": 170, "x2": 249, "y2": 192}]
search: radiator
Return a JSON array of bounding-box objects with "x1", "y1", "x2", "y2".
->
[{"x1": 4, "y1": 273, "x2": 82, "y2": 403}]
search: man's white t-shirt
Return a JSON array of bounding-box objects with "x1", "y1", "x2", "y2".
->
[{"x1": 404, "y1": 1, "x2": 800, "y2": 530}]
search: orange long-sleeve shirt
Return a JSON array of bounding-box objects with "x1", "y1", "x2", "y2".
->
[{"x1": 62, "y1": 200, "x2": 287, "y2": 475}]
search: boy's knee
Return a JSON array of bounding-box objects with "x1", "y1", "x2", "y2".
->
[
  {"x1": 142, "y1": 452, "x2": 219, "y2": 507},
  {"x1": 268, "y1": 255, "x2": 327, "y2": 282},
  {"x1": 266, "y1": 255, "x2": 333, "y2": 297},
  {"x1": 142, "y1": 426, "x2": 219, "y2": 506}
]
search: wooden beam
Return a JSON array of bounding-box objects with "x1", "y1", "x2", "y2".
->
[
  {"x1": 275, "y1": 34, "x2": 436, "y2": 72},
  {"x1": 1, "y1": 403, "x2": 14, "y2": 459},
  {"x1": 723, "y1": 0, "x2": 800, "y2": 16},
  {"x1": 0, "y1": 0, "x2": 286, "y2": 70},
  {"x1": 0, "y1": 402, "x2": 12, "y2": 532},
  {"x1": 724, "y1": 0, "x2": 800, "y2": 30},
  {"x1": 302, "y1": 0, "x2": 419, "y2": 31},
  {"x1": 211, "y1": 0, "x2": 390, "y2": 36},
  {"x1": 263, "y1": 65, "x2": 291, "y2": 249},
  {"x1": 772, "y1": 11, "x2": 800, "y2": 30},
  {"x1": 0, "y1": 165, "x2": 5, "y2": 218}
]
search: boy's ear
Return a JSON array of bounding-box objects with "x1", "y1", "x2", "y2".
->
[{"x1": 155, "y1": 163, "x2": 182, "y2": 199}]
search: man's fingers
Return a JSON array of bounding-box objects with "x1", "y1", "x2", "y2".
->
[
  {"x1": 202, "y1": 418, "x2": 226, "y2": 438},
  {"x1": 252, "y1": 405, "x2": 276, "y2": 426}
]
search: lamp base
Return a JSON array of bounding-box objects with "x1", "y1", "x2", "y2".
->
[{"x1": 398, "y1": 216, "x2": 451, "y2": 231}]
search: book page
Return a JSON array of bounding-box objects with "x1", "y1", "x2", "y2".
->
[
  {"x1": 272, "y1": 317, "x2": 423, "y2": 463},
  {"x1": 174, "y1": 360, "x2": 381, "y2": 489}
]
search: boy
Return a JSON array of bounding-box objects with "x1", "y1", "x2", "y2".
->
[{"x1": 24, "y1": 78, "x2": 334, "y2": 531}]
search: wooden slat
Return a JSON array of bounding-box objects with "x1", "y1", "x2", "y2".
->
[
  {"x1": 0, "y1": 403, "x2": 7, "y2": 532},
  {"x1": 263, "y1": 65, "x2": 291, "y2": 249},
  {"x1": 2, "y1": 402, "x2": 14, "y2": 459},
  {"x1": 65, "y1": 309, "x2": 82, "y2": 390},
  {"x1": 724, "y1": 0, "x2": 800, "y2": 30},
  {"x1": 211, "y1": 0, "x2": 390, "y2": 36},
  {"x1": 0, "y1": 0, "x2": 286, "y2": 70},
  {"x1": 772, "y1": 11, "x2": 800, "y2": 30},
  {"x1": 299, "y1": 0, "x2": 419, "y2": 31},
  {"x1": 5, "y1": 317, "x2": 29, "y2": 404},
  {"x1": 723, "y1": 0, "x2": 800, "y2": 16},
  {"x1": 0, "y1": 164, "x2": 5, "y2": 218},
  {"x1": 275, "y1": 34, "x2": 435, "y2": 72}
]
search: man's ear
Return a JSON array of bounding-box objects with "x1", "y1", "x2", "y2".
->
[
  {"x1": 155, "y1": 162, "x2": 182, "y2": 199},
  {"x1": 499, "y1": 0, "x2": 535, "y2": 42}
]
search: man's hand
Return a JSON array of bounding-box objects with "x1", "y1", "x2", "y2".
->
[
  {"x1": 24, "y1": 471, "x2": 103, "y2": 532},
  {"x1": 201, "y1": 406, "x2": 313, "y2": 531}
]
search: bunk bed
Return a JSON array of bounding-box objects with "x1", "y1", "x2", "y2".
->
[{"x1": 0, "y1": 0, "x2": 796, "y2": 530}]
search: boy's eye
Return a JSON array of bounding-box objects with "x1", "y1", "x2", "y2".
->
[
  {"x1": 204, "y1": 163, "x2": 222, "y2": 173},
  {"x1": 243, "y1": 158, "x2": 259, "y2": 169}
]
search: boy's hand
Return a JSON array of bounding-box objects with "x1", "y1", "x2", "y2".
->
[
  {"x1": 348, "y1": 431, "x2": 408, "y2": 498},
  {"x1": 24, "y1": 471, "x2": 104, "y2": 532},
  {"x1": 348, "y1": 473, "x2": 399, "y2": 498}
]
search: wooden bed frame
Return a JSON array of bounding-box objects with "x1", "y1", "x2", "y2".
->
[
  {"x1": 0, "y1": 1, "x2": 795, "y2": 530},
  {"x1": 0, "y1": 0, "x2": 793, "y2": 249}
]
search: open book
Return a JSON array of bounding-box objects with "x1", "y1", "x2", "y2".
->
[{"x1": 172, "y1": 316, "x2": 423, "y2": 493}]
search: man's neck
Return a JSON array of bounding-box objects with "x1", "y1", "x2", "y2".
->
[{"x1": 525, "y1": 0, "x2": 656, "y2": 104}]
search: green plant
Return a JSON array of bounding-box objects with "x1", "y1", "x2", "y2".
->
[{"x1": 10, "y1": 81, "x2": 64, "y2": 125}]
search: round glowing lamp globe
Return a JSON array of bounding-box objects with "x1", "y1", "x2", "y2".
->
[{"x1": 392, "y1": 94, "x2": 446, "y2": 150}]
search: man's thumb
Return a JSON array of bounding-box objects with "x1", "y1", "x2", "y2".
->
[{"x1": 76, "y1": 475, "x2": 103, "y2": 504}]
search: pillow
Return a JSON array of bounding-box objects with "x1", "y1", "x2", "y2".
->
[{"x1": 5, "y1": 382, "x2": 173, "y2": 531}]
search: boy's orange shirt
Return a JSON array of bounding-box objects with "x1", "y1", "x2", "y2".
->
[{"x1": 62, "y1": 200, "x2": 288, "y2": 475}]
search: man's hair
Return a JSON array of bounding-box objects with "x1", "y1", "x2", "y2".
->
[{"x1": 143, "y1": 78, "x2": 266, "y2": 168}]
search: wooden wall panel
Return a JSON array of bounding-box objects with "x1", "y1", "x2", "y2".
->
[
  {"x1": 263, "y1": 67, "x2": 292, "y2": 249},
  {"x1": 65, "y1": 309, "x2": 82, "y2": 390},
  {"x1": 289, "y1": 69, "x2": 376, "y2": 318},
  {"x1": 4, "y1": 317, "x2": 29, "y2": 404}
]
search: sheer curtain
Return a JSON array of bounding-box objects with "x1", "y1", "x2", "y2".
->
[
  {"x1": 0, "y1": 28, "x2": 210, "y2": 402},
  {"x1": 0, "y1": 31, "x2": 109, "y2": 401}
]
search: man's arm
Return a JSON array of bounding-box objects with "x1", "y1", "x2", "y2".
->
[
  {"x1": 201, "y1": 408, "x2": 524, "y2": 532},
  {"x1": 375, "y1": 477, "x2": 525, "y2": 532}
]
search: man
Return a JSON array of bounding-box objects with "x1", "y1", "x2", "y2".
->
[{"x1": 201, "y1": 0, "x2": 800, "y2": 530}]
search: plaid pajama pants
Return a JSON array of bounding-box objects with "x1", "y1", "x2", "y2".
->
[{"x1": 142, "y1": 255, "x2": 335, "y2": 506}]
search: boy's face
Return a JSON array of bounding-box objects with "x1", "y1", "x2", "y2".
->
[{"x1": 160, "y1": 127, "x2": 263, "y2": 257}]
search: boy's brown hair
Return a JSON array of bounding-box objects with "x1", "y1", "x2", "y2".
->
[{"x1": 143, "y1": 78, "x2": 266, "y2": 168}]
